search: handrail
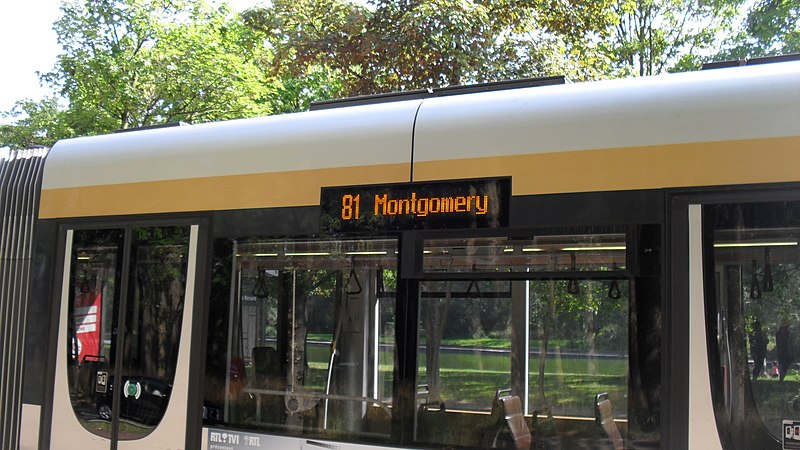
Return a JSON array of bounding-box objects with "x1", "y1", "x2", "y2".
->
[{"x1": 241, "y1": 387, "x2": 392, "y2": 417}]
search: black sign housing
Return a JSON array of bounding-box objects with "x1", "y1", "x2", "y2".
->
[{"x1": 320, "y1": 177, "x2": 511, "y2": 233}]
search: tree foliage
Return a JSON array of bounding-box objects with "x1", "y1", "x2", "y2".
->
[
  {"x1": 605, "y1": 0, "x2": 745, "y2": 76},
  {"x1": 49, "y1": 0, "x2": 275, "y2": 130},
  {"x1": 2, "y1": 0, "x2": 798, "y2": 149},
  {"x1": 716, "y1": 0, "x2": 800, "y2": 60},
  {"x1": 243, "y1": 0, "x2": 617, "y2": 96},
  {"x1": 1, "y1": 0, "x2": 276, "y2": 149},
  {"x1": 0, "y1": 97, "x2": 73, "y2": 149}
]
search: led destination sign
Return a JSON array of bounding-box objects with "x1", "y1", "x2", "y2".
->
[{"x1": 320, "y1": 177, "x2": 510, "y2": 233}]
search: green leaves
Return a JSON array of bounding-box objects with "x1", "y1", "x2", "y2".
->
[
  {"x1": 2, "y1": 0, "x2": 276, "y2": 149},
  {"x1": 1, "y1": 0, "x2": 797, "y2": 149},
  {"x1": 715, "y1": 0, "x2": 799, "y2": 59},
  {"x1": 606, "y1": 0, "x2": 746, "y2": 76},
  {"x1": 0, "y1": 97, "x2": 73, "y2": 149},
  {"x1": 244, "y1": 0, "x2": 620, "y2": 96}
]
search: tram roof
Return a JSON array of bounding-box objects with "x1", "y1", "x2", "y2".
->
[{"x1": 40, "y1": 59, "x2": 800, "y2": 218}]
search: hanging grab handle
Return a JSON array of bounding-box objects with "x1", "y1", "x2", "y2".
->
[
  {"x1": 608, "y1": 280, "x2": 621, "y2": 299},
  {"x1": 252, "y1": 267, "x2": 269, "y2": 298},
  {"x1": 80, "y1": 271, "x2": 91, "y2": 293},
  {"x1": 346, "y1": 259, "x2": 362, "y2": 295},
  {"x1": 608, "y1": 262, "x2": 621, "y2": 299},
  {"x1": 750, "y1": 259, "x2": 761, "y2": 299},
  {"x1": 763, "y1": 247, "x2": 774, "y2": 292},
  {"x1": 376, "y1": 267, "x2": 385, "y2": 297},
  {"x1": 567, "y1": 253, "x2": 580, "y2": 295}
]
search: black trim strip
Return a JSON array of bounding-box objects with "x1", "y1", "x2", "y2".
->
[{"x1": 410, "y1": 100, "x2": 423, "y2": 182}]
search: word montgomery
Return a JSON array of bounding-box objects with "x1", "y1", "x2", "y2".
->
[{"x1": 340, "y1": 193, "x2": 491, "y2": 220}]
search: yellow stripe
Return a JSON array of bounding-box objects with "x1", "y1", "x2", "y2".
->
[
  {"x1": 40, "y1": 163, "x2": 410, "y2": 219},
  {"x1": 414, "y1": 136, "x2": 800, "y2": 195},
  {"x1": 40, "y1": 137, "x2": 799, "y2": 219}
]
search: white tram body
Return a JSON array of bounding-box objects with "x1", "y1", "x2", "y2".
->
[{"x1": 1, "y1": 59, "x2": 799, "y2": 450}]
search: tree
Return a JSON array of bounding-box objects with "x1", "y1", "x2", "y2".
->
[
  {"x1": 243, "y1": 0, "x2": 618, "y2": 97},
  {"x1": 0, "y1": 97, "x2": 73, "y2": 149},
  {"x1": 604, "y1": 0, "x2": 746, "y2": 76},
  {"x1": 715, "y1": 0, "x2": 800, "y2": 60},
  {"x1": 2, "y1": 0, "x2": 276, "y2": 149}
]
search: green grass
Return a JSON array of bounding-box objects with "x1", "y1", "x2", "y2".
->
[
  {"x1": 252, "y1": 340, "x2": 627, "y2": 419},
  {"x1": 750, "y1": 378, "x2": 800, "y2": 438},
  {"x1": 440, "y1": 337, "x2": 511, "y2": 349}
]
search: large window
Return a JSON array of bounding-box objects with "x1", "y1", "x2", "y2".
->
[
  {"x1": 205, "y1": 229, "x2": 661, "y2": 449},
  {"x1": 204, "y1": 238, "x2": 397, "y2": 442},
  {"x1": 413, "y1": 231, "x2": 656, "y2": 449}
]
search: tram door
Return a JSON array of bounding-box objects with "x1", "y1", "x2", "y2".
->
[{"x1": 50, "y1": 224, "x2": 202, "y2": 450}]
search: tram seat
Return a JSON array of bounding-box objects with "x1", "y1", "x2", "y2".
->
[
  {"x1": 489, "y1": 390, "x2": 531, "y2": 450},
  {"x1": 362, "y1": 403, "x2": 391, "y2": 435},
  {"x1": 416, "y1": 401, "x2": 447, "y2": 442},
  {"x1": 252, "y1": 347, "x2": 285, "y2": 424},
  {"x1": 595, "y1": 393, "x2": 624, "y2": 450},
  {"x1": 253, "y1": 346, "x2": 282, "y2": 388}
]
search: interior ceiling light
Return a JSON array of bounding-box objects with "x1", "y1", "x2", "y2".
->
[
  {"x1": 714, "y1": 241, "x2": 798, "y2": 248},
  {"x1": 560, "y1": 246, "x2": 626, "y2": 251},
  {"x1": 285, "y1": 252, "x2": 331, "y2": 256}
]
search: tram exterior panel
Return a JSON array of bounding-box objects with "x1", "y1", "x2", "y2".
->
[{"x1": 2, "y1": 59, "x2": 799, "y2": 450}]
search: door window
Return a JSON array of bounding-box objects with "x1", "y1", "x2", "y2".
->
[
  {"x1": 66, "y1": 226, "x2": 192, "y2": 440},
  {"x1": 704, "y1": 201, "x2": 800, "y2": 448},
  {"x1": 67, "y1": 229, "x2": 124, "y2": 438}
]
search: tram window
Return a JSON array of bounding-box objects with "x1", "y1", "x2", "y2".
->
[
  {"x1": 422, "y1": 233, "x2": 627, "y2": 273},
  {"x1": 704, "y1": 202, "x2": 800, "y2": 449},
  {"x1": 415, "y1": 229, "x2": 660, "y2": 449},
  {"x1": 415, "y1": 279, "x2": 513, "y2": 446},
  {"x1": 67, "y1": 229, "x2": 124, "y2": 438},
  {"x1": 205, "y1": 238, "x2": 397, "y2": 443},
  {"x1": 65, "y1": 227, "x2": 191, "y2": 439},
  {"x1": 414, "y1": 278, "x2": 631, "y2": 448},
  {"x1": 528, "y1": 279, "x2": 629, "y2": 421}
]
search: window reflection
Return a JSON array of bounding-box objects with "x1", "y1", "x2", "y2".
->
[
  {"x1": 414, "y1": 278, "x2": 630, "y2": 448},
  {"x1": 66, "y1": 226, "x2": 191, "y2": 440},
  {"x1": 117, "y1": 227, "x2": 191, "y2": 438},
  {"x1": 709, "y1": 213, "x2": 800, "y2": 445},
  {"x1": 528, "y1": 280, "x2": 629, "y2": 419},
  {"x1": 417, "y1": 280, "x2": 513, "y2": 410},
  {"x1": 67, "y1": 229, "x2": 124, "y2": 438},
  {"x1": 423, "y1": 233, "x2": 626, "y2": 273}
]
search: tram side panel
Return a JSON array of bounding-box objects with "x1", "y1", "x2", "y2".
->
[
  {"x1": 19, "y1": 219, "x2": 59, "y2": 450},
  {"x1": 16, "y1": 60, "x2": 800, "y2": 450}
]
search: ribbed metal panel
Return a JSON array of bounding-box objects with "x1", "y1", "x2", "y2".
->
[{"x1": 0, "y1": 148, "x2": 47, "y2": 450}]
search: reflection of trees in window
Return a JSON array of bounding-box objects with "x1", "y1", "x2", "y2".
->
[
  {"x1": 706, "y1": 201, "x2": 800, "y2": 448},
  {"x1": 127, "y1": 228, "x2": 190, "y2": 380},
  {"x1": 529, "y1": 279, "x2": 628, "y2": 412},
  {"x1": 420, "y1": 283, "x2": 450, "y2": 403},
  {"x1": 744, "y1": 262, "x2": 800, "y2": 336},
  {"x1": 420, "y1": 281, "x2": 512, "y2": 406},
  {"x1": 531, "y1": 280, "x2": 627, "y2": 354}
]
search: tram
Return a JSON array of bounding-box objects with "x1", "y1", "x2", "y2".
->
[{"x1": 2, "y1": 56, "x2": 800, "y2": 450}]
